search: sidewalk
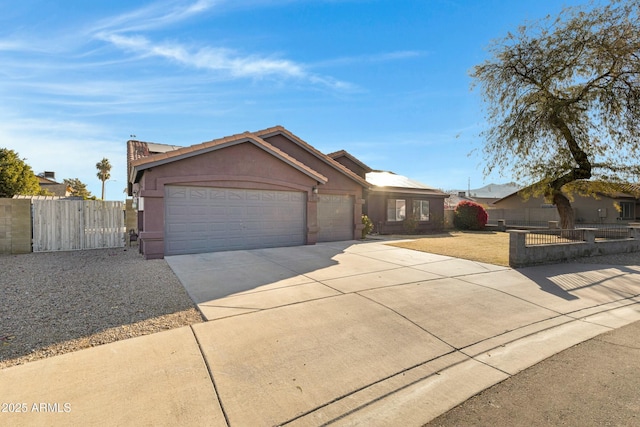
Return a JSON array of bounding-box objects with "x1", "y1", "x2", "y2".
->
[{"x1": 1, "y1": 240, "x2": 638, "y2": 426}]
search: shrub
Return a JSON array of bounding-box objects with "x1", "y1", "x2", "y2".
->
[
  {"x1": 361, "y1": 214, "x2": 374, "y2": 238},
  {"x1": 453, "y1": 201, "x2": 488, "y2": 230},
  {"x1": 402, "y1": 214, "x2": 419, "y2": 234}
]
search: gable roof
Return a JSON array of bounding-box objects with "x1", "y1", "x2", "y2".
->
[
  {"x1": 327, "y1": 149, "x2": 373, "y2": 173},
  {"x1": 128, "y1": 130, "x2": 329, "y2": 186},
  {"x1": 254, "y1": 126, "x2": 371, "y2": 188}
]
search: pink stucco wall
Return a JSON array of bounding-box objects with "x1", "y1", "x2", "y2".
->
[{"x1": 136, "y1": 140, "x2": 364, "y2": 259}]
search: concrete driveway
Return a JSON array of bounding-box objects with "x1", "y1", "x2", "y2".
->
[
  {"x1": 2, "y1": 239, "x2": 638, "y2": 426},
  {"x1": 164, "y1": 240, "x2": 640, "y2": 426}
]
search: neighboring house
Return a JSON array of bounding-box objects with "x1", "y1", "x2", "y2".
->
[
  {"x1": 37, "y1": 172, "x2": 70, "y2": 196},
  {"x1": 128, "y1": 126, "x2": 369, "y2": 259},
  {"x1": 491, "y1": 181, "x2": 640, "y2": 226},
  {"x1": 446, "y1": 183, "x2": 521, "y2": 209},
  {"x1": 329, "y1": 151, "x2": 449, "y2": 234},
  {"x1": 444, "y1": 192, "x2": 476, "y2": 210}
]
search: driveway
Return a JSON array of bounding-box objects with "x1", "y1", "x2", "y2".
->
[
  {"x1": 2, "y1": 240, "x2": 638, "y2": 426},
  {"x1": 164, "y1": 240, "x2": 640, "y2": 426}
]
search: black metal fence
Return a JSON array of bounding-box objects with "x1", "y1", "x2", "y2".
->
[
  {"x1": 525, "y1": 227, "x2": 632, "y2": 246},
  {"x1": 525, "y1": 229, "x2": 585, "y2": 246}
]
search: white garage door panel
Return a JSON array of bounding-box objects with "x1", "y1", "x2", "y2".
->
[
  {"x1": 165, "y1": 186, "x2": 306, "y2": 255},
  {"x1": 318, "y1": 194, "x2": 354, "y2": 242}
]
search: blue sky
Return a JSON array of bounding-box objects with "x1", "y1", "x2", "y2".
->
[{"x1": 1, "y1": 0, "x2": 587, "y2": 199}]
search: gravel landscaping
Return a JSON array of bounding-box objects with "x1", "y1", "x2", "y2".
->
[{"x1": 0, "y1": 247, "x2": 203, "y2": 369}]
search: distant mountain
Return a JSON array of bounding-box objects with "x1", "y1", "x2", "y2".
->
[{"x1": 450, "y1": 182, "x2": 521, "y2": 199}]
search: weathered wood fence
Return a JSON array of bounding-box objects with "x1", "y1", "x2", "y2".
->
[{"x1": 32, "y1": 200, "x2": 125, "y2": 252}]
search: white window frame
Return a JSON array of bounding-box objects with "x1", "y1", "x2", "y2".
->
[
  {"x1": 387, "y1": 199, "x2": 406, "y2": 222},
  {"x1": 413, "y1": 200, "x2": 430, "y2": 221}
]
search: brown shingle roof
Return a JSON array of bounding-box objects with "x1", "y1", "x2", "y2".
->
[
  {"x1": 129, "y1": 131, "x2": 329, "y2": 185},
  {"x1": 327, "y1": 149, "x2": 373, "y2": 173},
  {"x1": 255, "y1": 126, "x2": 371, "y2": 188}
]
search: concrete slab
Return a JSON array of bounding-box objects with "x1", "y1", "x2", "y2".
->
[
  {"x1": 193, "y1": 293, "x2": 454, "y2": 427},
  {"x1": 322, "y1": 266, "x2": 444, "y2": 293},
  {"x1": 197, "y1": 282, "x2": 342, "y2": 320},
  {"x1": 411, "y1": 258, "x2": 509, "y2": 277},
  {"x1": 303, "y1": 252, "x2": 402, "y2": 281},
  {"x1": 324, "y1": 356, "x2": 510, "y2": 427},
  {"x1": 461, "y1": 266, "x2": 640, "y2": 314},
  {"x1": 0, "y1": 327, "x2": 224, "y2": 427},
  {"x1": 361, "y1": 278, "x2": 559, "y2": 349},
  {"x1": 473, "y1": 319, "x2": 613, "y2": 375},
  {"x1": 167, "y1": 256, "x2": 312, "y2": 302},
  {"x1": 356, "y1": 246, "x2": 454, "y2": 266}
]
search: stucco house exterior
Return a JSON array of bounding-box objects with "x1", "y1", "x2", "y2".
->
[
  {"x1": 37, "y1": 172, "x2": 69, "y2": 197},
  {"x1": 329, "y1": 150, "x2": 449, "y2": 234},
  {"x1": 128, "y1": 126, "x2": 369, "y2": 259},
  {"x1": 490, "y1": 182, "x2": 640, "y2": 226}
]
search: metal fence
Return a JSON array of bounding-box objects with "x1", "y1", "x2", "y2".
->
[
  {"x1": 525, "y1": 226, "x2": 632, "y2": 246},
  {"x1": 525, "y1": 229, "x2": 585, "y2": 246}
]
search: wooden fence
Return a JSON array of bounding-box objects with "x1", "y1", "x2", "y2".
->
[{"x1": 32, "y1": 200, "x2": 125, "y2": 252}]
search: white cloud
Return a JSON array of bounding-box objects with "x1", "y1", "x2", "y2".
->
[
  {"x1": 89, "y1": 0, "x2": 354, "y2": 89},
  {"x1": 90, "y1": 0, "x2": 220, "y2": 35}
]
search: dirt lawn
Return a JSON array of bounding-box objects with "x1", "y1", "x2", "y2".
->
[{"x1": 389, "y1": 231, "x2": 510, "y2": 266}]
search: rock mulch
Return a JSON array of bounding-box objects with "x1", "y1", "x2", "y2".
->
[{"x1": 0, "y1": 247, "x2": 203, "y2": 369}]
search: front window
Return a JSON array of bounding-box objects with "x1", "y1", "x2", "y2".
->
[
  {"x1": 387, "y1": 199, "x2": 406, "y2": 221},
  {"x1": 619, "y1": 202, "x2": 634, "y2": 220},
  {"x1": 414, "y1": 200, "x2": 430, "y2": 221}
]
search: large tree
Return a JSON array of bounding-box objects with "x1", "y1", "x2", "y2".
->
[
  {"x1": 0, "y1": 148, "x2": 41, "y2": 197},
  {"x1": 96, "y1": 157, "x2": 112, "y2": 200},
  {"x1": 63, "y1": 178, "x2": 93, "y2": 199},
  {"x1": 471, "y1": 0, "x2": 640, "y2": 229}
]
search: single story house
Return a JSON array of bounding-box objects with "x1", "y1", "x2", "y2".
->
[
  {"x1": 490, "y1": 181, "x2": 640, "y2": 226},
  {"x1": 329, "y1": 150, "x2": 449, "y2": 234},
  {"x1": 128, "y1": 126, "x2": 369, "y2": 259},
  {"x1": 37, "y1": 172, "x2": 69, "y2": 197}
]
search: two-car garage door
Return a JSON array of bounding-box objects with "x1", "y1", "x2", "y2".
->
[{"x1": 165, "y1": 186, "x2": 306, "y2": 255}]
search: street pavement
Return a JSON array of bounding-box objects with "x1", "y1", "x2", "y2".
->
[{"x1": 1, "y1": 240, "x2": 638, "y2": 426}]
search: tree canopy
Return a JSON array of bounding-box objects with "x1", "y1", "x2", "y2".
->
[
  {"x1": 471, "y1": 0, "x2": 640, "y2": 228},
  {"x1": 63, "y1": 178, "x2": 93, "y2": 199},
  {"x1": 0, "y1": 148, "x2": 41, "y2": 198}
]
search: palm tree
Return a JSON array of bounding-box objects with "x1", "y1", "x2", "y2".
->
[{"x1": 96, "y1": 158, "x2": 112, "y2": 200}]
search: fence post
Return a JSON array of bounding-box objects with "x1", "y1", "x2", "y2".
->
[
  {"x1": 580, "y1": 228, "x2": 597, "y2": 244},
  {"x1": 508, "y1": 230, "x2": 529, "y2": 268},
  {"x1": 630, "y1": 224, "x2": 640, "y2": 239},
  {"x1": 497, "y1": 219, "x2": 506, "y2": 232}
]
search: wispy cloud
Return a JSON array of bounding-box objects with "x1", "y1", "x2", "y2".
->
[
  {"x1": 90, "y1": 0, "x2": 354, "y2": 90},
  {"x1": 96, "y1": 33, "x2": 307, "y2": 80},
  {"x1": 90, "y1": 0, "x2": 220, "y2": 34}
]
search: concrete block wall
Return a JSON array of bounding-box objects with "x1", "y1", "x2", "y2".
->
[
  {"x1": 0, "y1": 199, "x2": 32, "y2": 254},
  {"x1": 509, "y1": 227, "x2": 640, "y2": 268}
]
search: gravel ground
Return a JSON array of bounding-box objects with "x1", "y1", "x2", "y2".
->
[{"x1": 0, "y1": 247, "x2": 203, "y2": 369}]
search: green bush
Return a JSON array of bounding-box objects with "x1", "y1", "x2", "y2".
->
[
  {"x1": 453, "y1": 201, "x2": 488, "y2": 230},
  {"x1": 402, "y1": 214, "x2": 419, "y2": 234},
  {"x1": 361, "y1": 214, "x2": 374, "y2": 238}
]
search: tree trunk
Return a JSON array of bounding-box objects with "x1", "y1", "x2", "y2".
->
[{"x1": 553, "y1": 191, "x2": 575, "y2": 229}]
